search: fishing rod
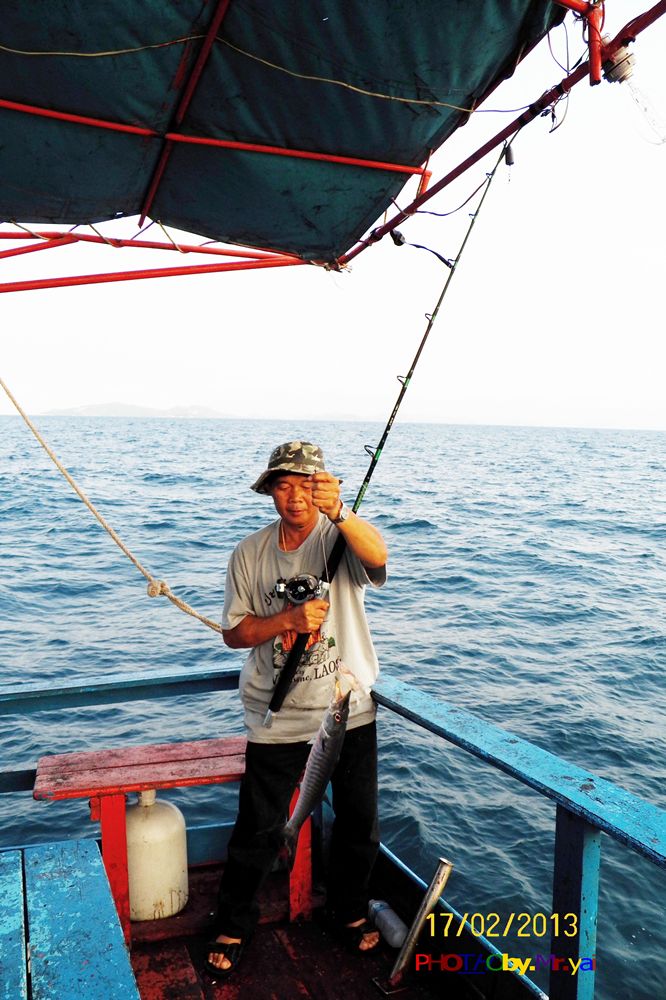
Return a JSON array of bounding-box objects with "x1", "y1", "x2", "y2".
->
[{"x1": 263, "y1": 143, "x2": 510, "y2": 726}]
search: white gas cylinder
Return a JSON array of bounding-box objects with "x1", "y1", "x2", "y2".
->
[{"x1": 125, "y1": 789, "x2": 189, "y2": 921}]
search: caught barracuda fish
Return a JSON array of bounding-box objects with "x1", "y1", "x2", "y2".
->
[{"x1": 283, "y1": 678, "x2": 351, "y2": 866}]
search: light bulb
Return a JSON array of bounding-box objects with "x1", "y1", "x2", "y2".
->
[{"x1": 603, "y1": 36, "x2": 666, "y2": 145}]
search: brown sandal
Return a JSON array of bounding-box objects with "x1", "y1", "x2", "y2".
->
[{"x1": 204, "y1": 937, "x2": 246, "y2": 978}]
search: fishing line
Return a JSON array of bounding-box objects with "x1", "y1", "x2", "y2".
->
[
  {"x1": 265, "y1": 141, "x2": 510, "y2": 725},
  {"x1": 318, "y1": 516, "x2": 331, "y2": 587}
]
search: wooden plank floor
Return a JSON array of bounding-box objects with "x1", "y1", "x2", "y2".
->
[
  {"x1": 129, "y1": 865, "x2": 441, "y2": 1000},
  {"x1": 132, "y1": 917, "x2": 442, "y2": 1000}
]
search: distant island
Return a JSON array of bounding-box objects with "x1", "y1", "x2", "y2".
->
[{"x1": 43, "y1": 403, "x2": 229, "y2": 418}]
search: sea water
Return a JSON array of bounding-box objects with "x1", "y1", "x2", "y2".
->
[{"x1": 1, "y1": 416, "x2": 664, "y2": 999}]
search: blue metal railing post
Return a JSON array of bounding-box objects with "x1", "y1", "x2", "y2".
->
[{"x1": 549, "y1": 806, "x2": 601, "y2": 1000}]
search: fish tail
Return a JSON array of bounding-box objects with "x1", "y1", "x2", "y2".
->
[{"x1": 282, "y1": 822, "x2": 298, "y2": 870}]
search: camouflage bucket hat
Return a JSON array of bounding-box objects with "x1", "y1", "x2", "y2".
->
[{"x1": 251, "y1": 441, "x2": 326, "y2": 494}]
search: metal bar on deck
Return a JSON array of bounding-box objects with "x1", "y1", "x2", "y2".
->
[
  {"x1": 388, "y1": 857, "x2": 454, "y2": 987},
  {"x1": 549, "y1": 807, "x2": 601, "y2": 1000}
]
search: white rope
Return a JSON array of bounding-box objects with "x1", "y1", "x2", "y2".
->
[{"x1": 1, "y1": 376, "x2": 223, "y2": 634}]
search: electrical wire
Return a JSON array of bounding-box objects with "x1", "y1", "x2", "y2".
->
[
  {"x1": 0, "y1": 33, "x2": 535, "y2": 117},
  {"x1": 0, "y1": 36, "x2": 203, "y2": 58},
  {"x1": 548, "y1": 93, "x2": 570, "y2": 134},
  {"x1": 217, "y1": 38, "x2": 535, "y2": 115},
  {"x1": 413, "y1": 178, "x2": 488, "y2": 218},
  {"x1": 547, "y1": 20, "x2": 570, "y2": 75},
  {"x1": 398, "y1": 123, "x2": 523, "y2": 221}
]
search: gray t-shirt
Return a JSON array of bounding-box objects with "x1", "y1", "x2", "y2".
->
[{"x1": 222, "y1": 513, "x2": 386, "y2": 743}]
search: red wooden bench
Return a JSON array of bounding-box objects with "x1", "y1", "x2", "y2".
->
[{"x1": 33, "y1": 736, "x2": 312, "y2": 944}]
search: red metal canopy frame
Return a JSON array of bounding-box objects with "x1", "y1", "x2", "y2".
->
[
  {"x1": 0, "y1": 227, "x2": 309, "y2": 293},
  {"x1": 0, "y1": 100, "x2": 429, "y2": 177},
  {"x1": 0, "y1": 0, "x2": 663, "y2": 294},
  {"x1": 138, "y1": 0, "x2": 234, "y2": 227},
  {"x1": 339, "y1": 0, "x2": 666, "y2": 267}
]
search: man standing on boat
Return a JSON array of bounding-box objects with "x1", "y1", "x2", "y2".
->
[{"x1": 207, "y1": 441, "x2": 387, "y2": 976}]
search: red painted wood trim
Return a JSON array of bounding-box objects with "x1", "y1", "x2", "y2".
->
[{"x1": 100, "y1": 794, "x2": 132, "y2": 944}]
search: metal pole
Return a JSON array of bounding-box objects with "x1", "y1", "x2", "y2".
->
[
  {"x1": 0, "y1": 255, "x2": 307, "y2": 294},
  {"x1": 388, "y1": 857, "x2": 454, "y2": 988},
  {"x1": 341, "y1": 0, "x2": 666, "y2": 266}
]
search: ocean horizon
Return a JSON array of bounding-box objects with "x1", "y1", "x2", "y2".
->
[
  {"x1": 1, "y1": 415, "x2": 664, "y2": 998},
  {"x1": 14, "y1": 409, "x2": 666, "y2": 433}
]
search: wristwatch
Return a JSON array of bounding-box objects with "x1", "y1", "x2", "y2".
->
[{"x1": 332, "y1": 501, "x2": 351, "y2": 525}]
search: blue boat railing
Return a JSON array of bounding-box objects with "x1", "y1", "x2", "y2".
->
[{"x1": 1, "y1": 668, "x2": 664, "y2": 1000}]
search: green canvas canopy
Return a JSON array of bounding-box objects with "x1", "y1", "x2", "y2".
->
[{"x1": 0, "y1": 1, "x2": 566, "y2": 265}]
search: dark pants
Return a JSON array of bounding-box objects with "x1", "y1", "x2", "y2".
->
[{"x1": 216, "y1": 721, "x2": 379, "y2": 939}]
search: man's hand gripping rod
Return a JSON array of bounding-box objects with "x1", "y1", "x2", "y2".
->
[{"x1": 263, "y1": 534, "x2": 346, "y2": 727}]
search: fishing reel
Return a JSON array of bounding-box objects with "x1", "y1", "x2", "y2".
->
[{"x1": 275, "y1": 574, "x2": 329, "y2": 604}]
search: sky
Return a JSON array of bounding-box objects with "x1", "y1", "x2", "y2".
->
[{"x1": 1, "y1": 4, "x2": 665, "y2": 431}]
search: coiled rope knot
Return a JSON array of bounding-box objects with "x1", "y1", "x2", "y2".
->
[{"x1": 147, "y1": 579, "x2": 170, "y2": 598}]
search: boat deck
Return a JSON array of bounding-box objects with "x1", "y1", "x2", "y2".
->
[
  {"x1": 133, "y1": 921, "x2": 425, "y2": 1000},
  {"x1": 129, "y1": 864, "x2": 456, "y2": 1000}
]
